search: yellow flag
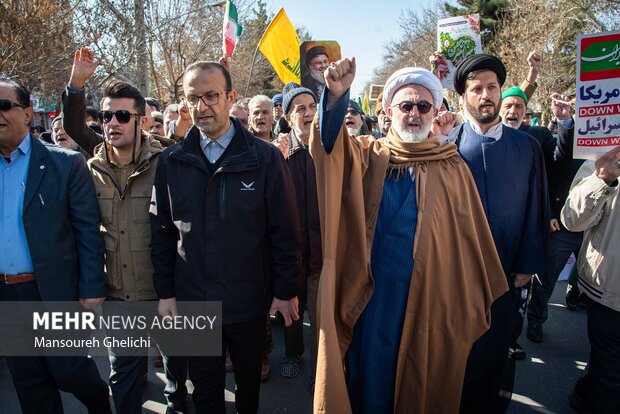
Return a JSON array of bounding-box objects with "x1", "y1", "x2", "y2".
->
[
  {"x1": 258, "y1": 8, "x2": 301, "y2": 84},
  {"x1": 362, "y1": 89, "x2": 371, "y2": 115}
]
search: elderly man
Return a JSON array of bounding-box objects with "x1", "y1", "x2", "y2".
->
[
  {"x1": 51, "y1": 115, "x2": 89, "y2": 158},
  {"x1": 344, "y1": 100, "x2": 364, "y2": 136},
  {"x1": 449, "y1": 54, "x2": 548, "y2": 413},
  {"x1": 500, "y1": 88, "x2": 586, "y2": 346},
  {"x1": 301, "y1": 45, "x2": 330, "y2": 99},
  {"x1": 0, "y1": 77, "x2": 110, "y2": 414},
  {"x1": 248, "y1": 94, "x2": 274, "y2": 141},
  {"x1": 310, "y1": 58, "x2": 507, "y2": 413},
  {"x1": 373, "y1": 93, "x2": 391, "y2": 138},
  {"x1": 230, "y1": 102, "x2": 249, "y2": 128},
  {"x1": 272, "y1": 83, "x2": 322, "y2": 381},
  {"x1": 561, "y1": 145, "x2": 619, "y2": 414}
]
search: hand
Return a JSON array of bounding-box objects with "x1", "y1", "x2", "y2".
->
[
  {"x1": 527, "y1": 51, "x2": 542, "y2": 75},
  {"x1": 594, "y1": 146, "x2": 620, "y2": 186},
  {"x1": 69, "y1": 48, "x2": 99, "y2": 89},
  {"x1": 324, "y1": 57, "x2": 356, "y2": 106},
  {"x1": 79, "y1": 297, "x2": 105, "y2": 310},
  {"x1": 158, "y1": 298, "x2": 178, "y2": 318},
  {"x1": 513, "y1": 273, "x2": 533, "y2": 288},
  {"x1": 429, "y1": 51, "x2": 445, "y2": 75},
  {"x1": 173, "y1": 101, "x2": 192, "y2": 138},
  {"x1": 551, "y1": 93, "x2": 572, "y2": 121},
  {"x1": 269, "y1": 296, "x2": 299, "y2": 327},
  {"x1": 550, "y1": 218, "x2": 560, "y2": 232},
  {"x1": 272, "y1": 133, "x2": 290, "y2": 159},
  {"x1": 431, "y1": 111, "x2": 456, "y2": 136},
  {"x1": 219, "y1": 55, "x2": 231, "y2": 71}
]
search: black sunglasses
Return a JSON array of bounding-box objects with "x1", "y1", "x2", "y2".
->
[
  {"x1": 98, "y1": 110, "x2": 140, "y2": 124},
  {"x1": 391, "y1": 100, "x2": 433, "y2": 115},
  {"x1": 0, "y1": 99, "x2": 27, "y2": 112},
  {"x1": 347, "y1": 108, "x2": 361, "y2": 116},
  {"x1": 273, "y1": 103, "x2": 282, "y2": 108}
]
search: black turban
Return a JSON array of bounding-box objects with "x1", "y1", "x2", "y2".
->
[
  {"x1": 454, "y1": 54, "x2": 506, "y2": 95},
  {"x1": 306, "y1": 46, "x2": 328, "y2": 66}
]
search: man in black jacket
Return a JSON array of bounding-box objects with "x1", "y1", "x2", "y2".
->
[
  {"x1": 150, "y1": 61, "x2": 301, "y2": 414},
  {"x1": 273, "y1": 83, "x2": 322, "y2": 382}
]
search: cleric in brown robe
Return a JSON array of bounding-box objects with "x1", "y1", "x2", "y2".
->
[{"x1": 309, "y1": 58, "x2": 508, "y2": 413}]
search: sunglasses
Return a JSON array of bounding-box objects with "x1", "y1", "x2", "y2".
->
[
  {"x1": 0, "y1": 99, "x2": 27, "y2": 112},
  {"x1": 98, "y1": 110, "x2": 140, "y2": 124},
  {"x1": 347, "y1": 108, "x2": 361, "y2": 116},
  {"x1": 273, "y1": 103, "x2": 282, "y2": 108},
  {"x1": 391, "y1": 100, "x2": 433, "y2": 115}
]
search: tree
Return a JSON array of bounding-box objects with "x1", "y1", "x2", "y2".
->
[
  {"x1": 444, "y1": 0, "x2": 508, "y2": 41},
  {"x1": 0, "y1": 1, "x2": 74, "y2": 101}
]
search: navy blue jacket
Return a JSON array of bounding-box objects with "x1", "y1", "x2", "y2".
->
[
  {"x1": 150, "y1": 118, "x2": 301, "y2": 324},
  {"x1": 22, "y1": 138, "x2": 106, "y2": 300}
]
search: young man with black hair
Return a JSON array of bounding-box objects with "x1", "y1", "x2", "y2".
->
[{"x1": 62, "y1": 47, "x2": 169, "y2": 414}]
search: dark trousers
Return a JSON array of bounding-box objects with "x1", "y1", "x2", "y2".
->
[
  {"x1": 574, "y1": 296, "x2": 620, "y2": 413},
  {"x1": 161, "y1": 354, "x2": 188, "y2": 407},
  {"x1": 528, "y1": 230, "x2": 582, "y2": 325},
  {"x1": 104, "y1": 297, "x2": 148, "y2": 414},
  {"x1": 0, "y1": 282, "x2": 109, "y2": 414},
  {"x1": 461, "y1": 282, "x2": 519, "y2": 414},
  {"x1": 188, "y1": 317, "x2": 264, "y2": 414},
  {"x1": 284, "y1": 268, "x2": 308, "y2": 357}
]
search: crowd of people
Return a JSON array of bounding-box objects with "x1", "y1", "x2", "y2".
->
[{"x1": 0, "y1": 43, "x2": 618, "y2": 414}]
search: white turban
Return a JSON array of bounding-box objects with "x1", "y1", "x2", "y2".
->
[{"x1": 382, "y1": 67, "x2": 444, "y2": 114}]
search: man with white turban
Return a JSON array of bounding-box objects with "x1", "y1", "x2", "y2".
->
[{"x1": 309, "y1": 58, "x2": 508, "y2": 413}]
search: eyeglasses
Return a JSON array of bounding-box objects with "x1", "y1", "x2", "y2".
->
[
  {"x1": 185, "y1": 91, "x2": 228, "y2": 108},
  {"x1": 346, "y1": 108, "x2": 361, "y2": 116},
  {"x1": 98, "y1": 110, "x2": 140, "y2": 124},
  {"x1": 391, "y1": 100, "x2": 433, "y2": 115},
  {"x1": 0, "y1": 99, "x2": 27, "y2": 112}
]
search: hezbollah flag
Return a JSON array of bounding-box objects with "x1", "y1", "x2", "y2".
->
[
  {"x1": 223, "y1": 0, "x2": 243, "y2": 57},
  {"x1": 362, "y1": 89, "x2": 371, "y2": 115},
  {"x1": 258, "y1": 8, "x2": 301, "y2": 84}
]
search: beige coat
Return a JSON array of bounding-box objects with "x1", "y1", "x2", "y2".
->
[
  {"x1": 88, "y1": 136, "x2": 163, "y2": 300},
  {"x1": 561, "y1": 161, "x2": 619, "y2": 311},
  {"x1": 309, "y1": 120, "x2": 507, "y2": 414}
]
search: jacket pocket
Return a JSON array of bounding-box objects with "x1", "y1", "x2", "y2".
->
[
  {"x1": 131, "y1": 195, "x2": 151, "y2": 223},
  {"x1": 96, "y1": 186, "x2": 115, "y2": 225},
  {"x1": 131, "y1": 235, "x2": 155, "y2": 295},
  {"x1": 103, "y1": 235, "x2": 122, "y2": 291}
]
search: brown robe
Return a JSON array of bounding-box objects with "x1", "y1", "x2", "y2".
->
[{"x1": 309, "y1": 120, "x2": 508, "y2": 414}]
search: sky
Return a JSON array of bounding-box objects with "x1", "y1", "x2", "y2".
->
[{"x1": 264, "y1": 0, "x2": 424, "y2": 97}]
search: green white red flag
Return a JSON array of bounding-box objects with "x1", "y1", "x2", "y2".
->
[{"x1": 222, "y1": 0, "x2": 243, "y2": 57}]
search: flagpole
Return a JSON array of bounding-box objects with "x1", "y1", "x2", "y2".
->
[{"x1": 244, "y1": 45, "x2": 260, "y2": 98}]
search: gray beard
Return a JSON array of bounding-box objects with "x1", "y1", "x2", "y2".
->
[
  {"x1": 346, "y1": 127, "x2": 360, "y2": 136},
  {"x1": 311, "y1": 69, "x2": 325, "y2": 84}
]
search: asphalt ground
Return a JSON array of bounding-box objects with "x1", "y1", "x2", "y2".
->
[{"x1": 0, "y1": 280, "x2": 588, "y2": 413}]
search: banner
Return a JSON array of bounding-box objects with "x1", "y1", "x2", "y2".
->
[
  {"x1": 574, "y1": 30, "x2": 620, "y2": 160},
  {"x1": 258, "y1": 8, "x2": 301, "y2": 84},
  {"x1": 436, "y1": 14, "x2": 483, "y2": 89},
  {"x1": 222, "y1": 0, "x2": 243, "y2": 57}
]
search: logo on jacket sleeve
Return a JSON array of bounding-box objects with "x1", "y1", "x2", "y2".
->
[{"x1": 240, "y1": 181, "x2": 255, "y2": 191}]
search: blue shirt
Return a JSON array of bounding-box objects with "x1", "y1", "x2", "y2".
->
[
  {"x1": 0, "y1": 133, "x2": 34, "y2": 273},
  {"x1": 200, "y1": 122, "x2": 235, "y2": 164}
]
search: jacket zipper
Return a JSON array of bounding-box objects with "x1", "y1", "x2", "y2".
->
[{"x1": 219, "y1": 176, "x2": 226, "y2": 219}]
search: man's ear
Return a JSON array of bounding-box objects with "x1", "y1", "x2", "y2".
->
[
  {"x1": 139, "y1": 115, "x2": 149, "y2": 131},
  {"x1": 228, "y1": 89, "x2": 237, "y2": 104},
  {"x1": 24, "y1": 107, "x2": 33, "y2": 125},
  {"x1": 386, "y1": 106, "x2": 393, "y2": 118},
  {"x1": 433, "y1": 108, "x2": 439, "y2": 117},
  {"x1": 284, "y1": 113, "x2": 290, "y2": 123}
]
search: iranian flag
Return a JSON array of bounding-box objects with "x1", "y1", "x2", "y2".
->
[{"x1": 222, "y1": 0, "x2": 243, "y2": 57}]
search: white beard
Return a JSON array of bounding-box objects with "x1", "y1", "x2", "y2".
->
[
  {"x1": 346, "y1": 127, "x2": 360, "y2": 136},
  {"x1": 311, "y1": 69, "x2": 325, "y2": 84},
  {"x1": 393, "y1": 120, "x2": 431, "y2": 142}
]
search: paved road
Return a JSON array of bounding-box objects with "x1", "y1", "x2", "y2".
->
[{"x1": 0, "y1": 281, "x2": 587, "y2": 413}]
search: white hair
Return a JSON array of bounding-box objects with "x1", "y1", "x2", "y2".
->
[{"x1": 248, "y1": 94, "x2": 273, "y2": 111}]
